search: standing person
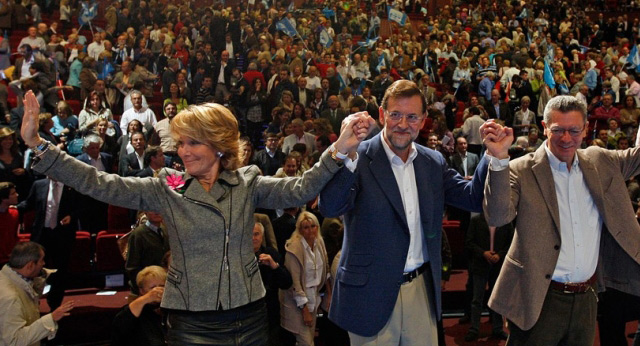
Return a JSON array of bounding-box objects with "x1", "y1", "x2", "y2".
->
[
  {"x1": 17, "y1": 177, "x2": 84, "y2": 311},
  {"x1": 0, "y1": 182, "x2": 19, "y2": 266},
  {"x1": 464, "y1": 214, "x2": 513, "y2": 341},
  {"x1": 0, "y1": 242, "x2": 75, "y2": 346},
  {"x1": 20, "y1": 91, "x2": 373, "y2": 345},
  {"x1": 280, "y1": 212, "x2": 331, "y2": 346},
  {"x1": 119, "y1": 90, "x2": 157, "y2": 134},
  {"x1": 319, "y1": 80, "x2": 510, "y2": 344},
  {"x1": 484, "y1": 95, "x2": 640, "y2": 345}
]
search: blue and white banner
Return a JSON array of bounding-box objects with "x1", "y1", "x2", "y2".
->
[
  {"x1": 79, "y1": 1, "x2": 98, "y2": 26},
  {"x1": 276, "y1": 18, "x2": 298, "y2": 38},
  {"x1": 387, "y1": 7, "x2": 407, "y2": 26},
  {"x1": 287, "y1": 1, "x2": 295, "y2": 12},
  {"x1": 319, "y1": 28, "x2": 333, "y2": 48},
  {"x1": 543, "y1": 60, "x2": 556, "y2": 89},
  {"x1": 629, "y1": 44, "x2": 640, "y2": 73},
  {"x1": 357, "y1": 36, "x2": 379, "y2": 48},
  {"x1": 322, "y1": 7, "x2": 336, "y2": 20},
  {"x1": 376, "y1": 54, "x2": 386, "y2": 72}
]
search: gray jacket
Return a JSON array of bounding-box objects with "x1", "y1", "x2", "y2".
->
[{"x1": 32, "y1": 146, "x2": 343, "y2": 311}]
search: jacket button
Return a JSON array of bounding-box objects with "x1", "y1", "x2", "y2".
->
[
  {"x1": 554, "y1": 245, "x2": 560, "y2": 250},
  {"x1": 545, "y1": 274, "x2": 551, "y2": 279}
]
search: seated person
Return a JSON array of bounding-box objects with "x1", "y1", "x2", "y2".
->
[
  {"x1": 112, "y1": 265, "x2": 167, "y2": 346},
  {"x1": 118, "y1": 132, "x2": 147, "y2": 176}
]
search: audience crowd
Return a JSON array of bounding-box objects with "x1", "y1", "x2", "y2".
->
[{"x1": 1, "y1": 0, "x2": 640, "y2": 344}]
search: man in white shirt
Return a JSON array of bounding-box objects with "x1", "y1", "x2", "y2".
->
[
  {"x1": 86, "y1": 33, "x2": 105, "y2": 60},
  {"x1": 306, "y1": 66, "x2": 322, "y2": 91},
  {"x1": 282, "y1": 119, "x2": 317, "y2": 155},
  {"x1": 18, "y1": 27, "x2": 46, "y2": 51},
  {"x1": 119, "y1": 90, "x2": 157, "y2": 134}
]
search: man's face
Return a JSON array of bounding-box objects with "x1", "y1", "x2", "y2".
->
[
  {"x1": 298, "y1": 78, "x2": 307, "y2": 89},
  {"x1": 203, "y1": 77, "x2": 212, "y2": 88},
  {"x1": 252, "y1": 224, "x2": 263, "y2": 252},
  {"x1": 221, "y1": 51, "x2": 230, "y2": 62},
  {"x1": 543, "y1": 110, "x2": 586, "y2": 165},
  {"x1": 131, "y1": 133, "x2": 146, "y2": 151},
  {"x1": 427, "y1": 135, "x2": 438, "y2": 149},
  {"x1": 28, "y1": 27, "x2": 37, "y2": 38},
  {"x1": 491, "y1": 90, "x2": 500, "y2": 103},
  {"x1": 602, "y1": 95, "x2": 613, "y2": 107},
  {"x1": 379, "y1": 95, "x2": 426, "y2": 158},
  {"x1": 27, "y1": 250, "x2": 46, "y2": 278},
  {"x1": 86, "y1": 142, "x2": 101, "y2": 159},
  {"x1": 598, "y1": 129, "x2": 609, "y2": 142},
  {"x1": 150, "y1": 149, "x2": 164, "y2": 167},
  {"x1": 165, "y1": 104, "x2": 177, "y2": 118},
  {"x1": 266, "y1": 136, "x2": 278, "y2": 151},
  {"x1": 146, "y1": 210, "x2": 163, "y2": 224},
  {"x1": 321, "y1": 79, "x2": 330, "y2": 90},
  {"x1": 131, "y1": 93, "x2": 142, "y2": 109},
  {"x1": 292, "y1": 123, "x2": 304, "y2": 137},
  {"x1": 279, "y1": 70, "x2": 288, "y2": 80},
  {"x1": 618, "y1": 139, "x2": 630, "y2": 149},
  {"x1": 4, "y1": 188, "x2": 18, "y2": 205},
  {"x1": 328, "y1": 96, "x2": 338, "y2": 109},
  {"x1": 456, "y1": 137, "x2": 468, "y2": 154},
  {"x1": 283, "y1": 158, "x2": 297, "y2": 176}
]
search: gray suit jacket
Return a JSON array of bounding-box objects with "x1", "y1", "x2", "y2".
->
[
  {"x1": 31, "y1": 145, "x2": 343, "y2": 312},
  {"x1": 450, "y1": 152, "x2": 480, "y2": 177},
  {"x1": 484, "y1": 145, "x2": 640, "y2": 330}
]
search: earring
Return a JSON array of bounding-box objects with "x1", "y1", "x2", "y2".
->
[{"x1": 217, "y1": 152, "x2": 224, "y2": 158}]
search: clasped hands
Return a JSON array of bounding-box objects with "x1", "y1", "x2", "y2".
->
[
  {"x1": 334, "y1": 112, "x2": 377, "y2": 159},
  {"x1": 479, "y1": 120, "x2": 513, "y2": 160}
]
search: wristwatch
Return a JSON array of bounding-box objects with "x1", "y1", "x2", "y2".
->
[
  {"x1": 329, "y1": 144, "x2": 348, "y2": 163},
  {"x1": 31, "y1": 139, "x2": 54, "y2": 157}
]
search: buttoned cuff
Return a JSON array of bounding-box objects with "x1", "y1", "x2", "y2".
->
[
  {"x1": 485, "y1": 154, "x2": 510, "y2": 171},
  {"x1": 294, "y1": 295, "x2": 309, "y2": 308}
]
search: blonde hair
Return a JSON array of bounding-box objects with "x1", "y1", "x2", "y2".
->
[
  {"x1": 170, "y1": 103, "x2": 242, "y2": 171},
  {"x1": 290, "y1": 211, "x2": 323, "y2": 241},
  {"x1": 136, "y1": 265, "x2": 167, "y2": 289},
  {"x1": 38, "y1": 113, "x2": 53, "y2": 127}
]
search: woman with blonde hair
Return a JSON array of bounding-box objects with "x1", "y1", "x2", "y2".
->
[
  {"x1": 280, "y1": 212, "x2": 331, "y2": 346},
  {"x1": 20, "y1": 91, "x2": 374, "y2": 345}
]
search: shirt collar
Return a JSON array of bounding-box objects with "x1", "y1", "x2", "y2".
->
[
  {"x1": 543, "y1": 140, "x2": 579, "y2": 171},
  {"x1": 380, "y1": 132, "x2": 418, "y2": 166}
]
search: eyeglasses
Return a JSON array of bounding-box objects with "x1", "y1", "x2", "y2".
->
[
  {"x1": 385, "y1": 111, "x2": 424, "y2": 124},
  {"x1": 548, "y1": 126, "x2": 585, "y2": 137}
]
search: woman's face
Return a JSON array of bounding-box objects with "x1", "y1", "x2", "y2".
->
[
  {"x1": 57, "y1": 106, "x2": 68, "y2": 119},
  {"x1": 255, "y1": 79, "x2": 262, "y2": 89},
  {"x1": 128, "y1": 121, "x2": 142, "y2": 133},
  {"x1": 96, "y1": 120, "x2": 108, "y2": 135},
  {"x1": 1, "y1": 135, "x2": 13, "y2": 151},
  {"x1": 299, "y1": 219, "x2": 318, "y2": 244},
  {"x1": 170, "y1": 83, "x2": 179, "y2": 94},
  {"x1": 284, "y1": 123, "x2": 293, "y2": 135},
  {"x1": 90, "y1": 95, "x2": 100, "y2": 109},
  {"x1": 282, "y1": 94, "x2": 292, "y2": 104},
  {"x1": 627, "y1": 96, "x2": 635, "y2": 107},
  {"x1": 177, "y1": 135, "x2": 219, "y2": 179}
]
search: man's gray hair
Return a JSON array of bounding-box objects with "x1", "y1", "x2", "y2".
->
[
  {"x1": 254, "y1": 222, "x2": 264, "y2": 235},
  {"x1": 83, "y1": 133, "x2": 103, "y2": 149},
  {"x1": 543, "y1": 95, "x2": 587, "y2": 125},
  {"x1": 8, "y1": 242, "x2": 44, "y2": 269}
]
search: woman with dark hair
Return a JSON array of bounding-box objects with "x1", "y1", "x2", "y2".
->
[
  {"x1": 246, "y1": 78, "x2": 268, "y2": 147},
  {"x1": 78, "y1": 91, "x2": 113, "y2": 132},
  {"x1": 164, "y1": 82, "x2": 189, "y2": 113},
  {"x1": 292, "y1": 102, "x2": 305, "y2": 120},
  {"x1": 21, "y1": 91, "x2": 373, "y2": 345},
  {"x1": 117, "y1": 119, "x2": 144, "y2": 159},
  {"x1": 0, "y1": 128, "x2": 32, "y2": 202},
  {"x1": 309, "y1": 88, "x2": 326, "y2": 118}
]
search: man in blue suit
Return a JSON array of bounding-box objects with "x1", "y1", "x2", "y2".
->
[
  {"x1": 319, "y1": 80, "x2": 511, "y2": 344},
  {"x1": 75, "y1": 134, "x2": 113, "y2": 233}
]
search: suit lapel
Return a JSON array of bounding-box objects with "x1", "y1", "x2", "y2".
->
[
  {"x1": 531, "y1": 147, "x2": 561, "y2": 234},
  {"x1": 366, "y1": 135, "x2": 409, "y2": 232},
  {"x1": 577, "y1": 151, "x2": 607, "y2": 217}
]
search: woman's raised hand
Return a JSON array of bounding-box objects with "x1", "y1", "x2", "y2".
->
[{"x1": 21, "y1": 91, "x2": 43, "y2": 148}]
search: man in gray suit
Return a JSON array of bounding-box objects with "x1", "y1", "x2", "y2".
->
[
  {"x1": 450, "y1": 137, "x2": 480, "y2": 180},
  {"x1": 484, "y1": 95, "x2": 640, "y2": 345},
  {"x1": 281, "y1": 119, "x2": 316, "y2": 156}
]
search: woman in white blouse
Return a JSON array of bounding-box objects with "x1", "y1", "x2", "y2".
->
[{"x1": 280, "y1": 212, "x2": 331, "y2": 346}]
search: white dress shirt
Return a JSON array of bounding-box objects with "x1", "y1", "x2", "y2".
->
[
  {"x1": 380, "y1": 136, "x2": 428, "y2": 272},
  {"x1": 544, "y1": 144, "x2": 602, "y2": 283},
  {"x1": 88, "y1": 154, "x2": 106, "y2": 172},
  {"x1": 45, "y1": 180, "x2": 63, "y2": 229}
]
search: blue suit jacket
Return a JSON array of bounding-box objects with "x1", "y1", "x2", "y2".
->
[
  {"x1": 76, "y1": 152, "x2": 113, "y2": 174},
  {"x1": 319, "y1": 133, "x2": 488, "y2": 337}
]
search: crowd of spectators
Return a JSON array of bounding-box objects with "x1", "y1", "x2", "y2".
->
[{"x1": 1, "y1": 0, "x2": 640, "y2": 344}]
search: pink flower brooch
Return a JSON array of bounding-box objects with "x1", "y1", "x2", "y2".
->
[{"x1": 166, "y1": 174, "x2": 186, "y2": 194}]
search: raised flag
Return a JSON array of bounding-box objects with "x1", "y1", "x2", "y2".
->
[
  {"x1": 276, "y1": 18, "x2": 298, "y2": 38},
  {"x1": 543, "y1": 60, "x2": 556, "y2": 89},
  {"x1": 319, "y1": 28, "x2": 333, "y2": 48},
  {"x1": 79, "y1": 1, "x2": 98, "y2": 26},
  {"x1": 387, "y1": 7, "x2": 407, "y2": 26}
]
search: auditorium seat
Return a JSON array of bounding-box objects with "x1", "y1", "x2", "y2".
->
[
  {"x1": 20, "y1": 210, "x2": 36, "y2": 235},
  {"x1": 443, "y1": 220, "x2": 466, "y2": 269},
  {"x1": 95, "y1": 231, "x2": 126, "y2": 272}
]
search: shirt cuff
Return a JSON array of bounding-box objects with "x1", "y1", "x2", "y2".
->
[
  {"x1": 485, "y1": 154, "x2": 510, "y2": 171},
  {"x1": 294, "y1": 295, "x2": 309, "y2": 308},
  {"x1": 344, "y1": 152, "x2": 359, "y2": 172}
]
